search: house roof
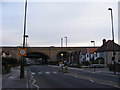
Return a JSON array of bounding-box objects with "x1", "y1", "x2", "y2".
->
[
  {"x1": 86, "y1": 48, "x2": 98, "y2": 53},
  {"x1": 80, "y1": 48, "x2": 87, "y2": 55},
  {"x1": 96, "y1": 40, "x2": 120, "y2": 52},
  {"x1": 80, "y1": 48, "x2": 98, "y2": 54}
]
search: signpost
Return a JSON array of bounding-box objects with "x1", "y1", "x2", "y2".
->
[
  {"x1": 18, "y1": 48, "x2": 27, "y2": 56},
  {"x1": 18, "y1": 48, "x2": 27, "y2": 78}
]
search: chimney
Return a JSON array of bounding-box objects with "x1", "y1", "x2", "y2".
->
[{"x1": 103, "y1": 39, "x2": 106, "y2": 45}]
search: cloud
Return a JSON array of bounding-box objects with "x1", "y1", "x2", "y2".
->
[
  {"x1": 2, "y1": 29, "x2": 23, "y2": 46},
  {"x1": 2, "y1": 1, "x2": 118, "y2": 47},
  {"x1": 2, "y1": 0, "x2": 119, "y2": 2}
]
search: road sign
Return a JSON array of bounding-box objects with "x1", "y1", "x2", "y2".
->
[{"x1": 18, "y1": 48, "x2": 27, "y2": 56}]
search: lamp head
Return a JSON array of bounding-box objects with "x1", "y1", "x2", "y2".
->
[
  {"x1": 108, "y1": 8, "x2": 112, "y2": 10},
  {"x1": 25, "y1": 35, "x2": 29, "y2": 37},
  {"x1": 91, "y1": 41, "x2": 95, "y2": 43}
]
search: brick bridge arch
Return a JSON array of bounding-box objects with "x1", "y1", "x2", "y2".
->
[{"x1": 2, "y1": 47, "x2": 98, "y2": 63}]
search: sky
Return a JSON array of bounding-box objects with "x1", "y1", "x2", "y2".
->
[{"x1": 1, "y1": 0, "x2": 119, "y2": 47}]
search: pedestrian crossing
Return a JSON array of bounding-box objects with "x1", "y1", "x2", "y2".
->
[{"x1": 31, "y1": 71, "x2": 58, "y2": 75}]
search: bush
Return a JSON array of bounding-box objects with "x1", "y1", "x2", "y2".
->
[
  {"x1": 2, "y1": 65, "x2": 11, "y2": 74},
  {"x1": 2, "y1": 57, "x2": 20, "y2": 74},
  {"x1": 81, "y1": 61, "x2": 90, "y2": 66},
  {"x1": 2, "y1": 57, "x2": 19, "y2": 66},
  {"x1": 90, "y1": 58, "x2": 94, "y2": 64}
]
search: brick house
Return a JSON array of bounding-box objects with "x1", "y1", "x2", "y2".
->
[{"x1": 95, "y1": 39, "x2": 120, "y2": 66}]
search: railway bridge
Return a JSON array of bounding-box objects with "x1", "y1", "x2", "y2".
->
[{"x1": 1, "y1": 46, "x2": 98, "y2": 64}]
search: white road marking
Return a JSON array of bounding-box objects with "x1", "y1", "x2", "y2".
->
[
  {"x1": 38, "y1": 72, "x2": 42, "y2": 74},
  {"x1": 53, "y1": 71, "x2": 57, "y2": 74},
  {"x1": 113, "y1": 85, "x2": 120, "y2": 88},
  {"x1": 8, "y1": 76, "x2": 17, "y2": 79},
  {"x1": 46, "y1": 72, "x2": 50, "y2": 74},
  {"x1": 30, "y1": 74, "x2": 39, "y2": 90},
  {"x1": 89, "y1": 79, "x2": 94, "y2": 82},
  {"x1": 31, "y1": 72, "x2": 35, "y2": 75},
  {"x1": 31, "y1": 71, "x2": 58, "y2": 75},
  {"x1": 74, "y1": 76, "x2": 78, "y2": 78}
]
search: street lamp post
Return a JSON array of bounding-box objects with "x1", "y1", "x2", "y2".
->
[
  {"x1": 20, "y1": 0, "x2": 27, "y2": 78},
  {"x1": 25, "y1": 35, "x2": 29, "y2": 47},
  {"x1": 61, "y1": 38, "x2": 63, "y2": 47},
  {"x1": 91, "y1": 41, "x2": 95, "y2": 63},
  {"x1": 65, "y1": 37, "x2": 67, "y2": 47},
  {"x1": 91, "y1": 41, "x2": 95, "y2": 48},
  {"x1": 23, "y1": 0, "x2": 27, "y2": 48},
  {"x1": 65, "y1": 37, "x2": 67, "y2": 61},
  {"x1": 108, "y1": 8, "x2": 116, "y2": 74}
]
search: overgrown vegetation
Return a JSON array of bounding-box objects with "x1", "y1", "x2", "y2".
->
[
  {"x1": 81, "y1": 61, "x2": 91, "y2": 66},
  {"x1": 2, "y1": 57, "x2": 20, "y2": 66},
  {"x1": 2, "y1": 57, "x2": 20, "y2": 74}
]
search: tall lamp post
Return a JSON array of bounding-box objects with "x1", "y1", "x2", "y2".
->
[
  {"x1": 91, "y1": 41, "x2": 95, "y2": 48},
  {"x1": 61, "y1": 38, "x2": 63, "y2": 47},
  {"x1": 65, "y1": 37, "x2": 67, "y2": 61},
  {"x1": 108, "y1": 8, "x2": 116, "y2": 74},
  {"x1": 25, "y1": 35, "x2": 29, "y2": 47},
  {"x1": 65, "y1": 37, "x2": 67, "y2": 47},
  {"x1": 91, "y1": 41, "x2": 96, "y2": 63},
  {"x1": 20, "y1": 0, "x2": 27, "y2": 78}
]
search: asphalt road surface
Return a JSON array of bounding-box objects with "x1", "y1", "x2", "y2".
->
[{"x1": 26, "y1": 65, "x2": 120, "y2": 89}]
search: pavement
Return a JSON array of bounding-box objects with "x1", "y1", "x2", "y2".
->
[
  {"x1": 1, "y1": 65, "x2": 120, "y2": 89},
  {"x1": 68, "y1": 67, "x2": 120, "y2": 76},
  {"x1": 2, "y1": 66, "x2": 27, "y2": 89}
]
